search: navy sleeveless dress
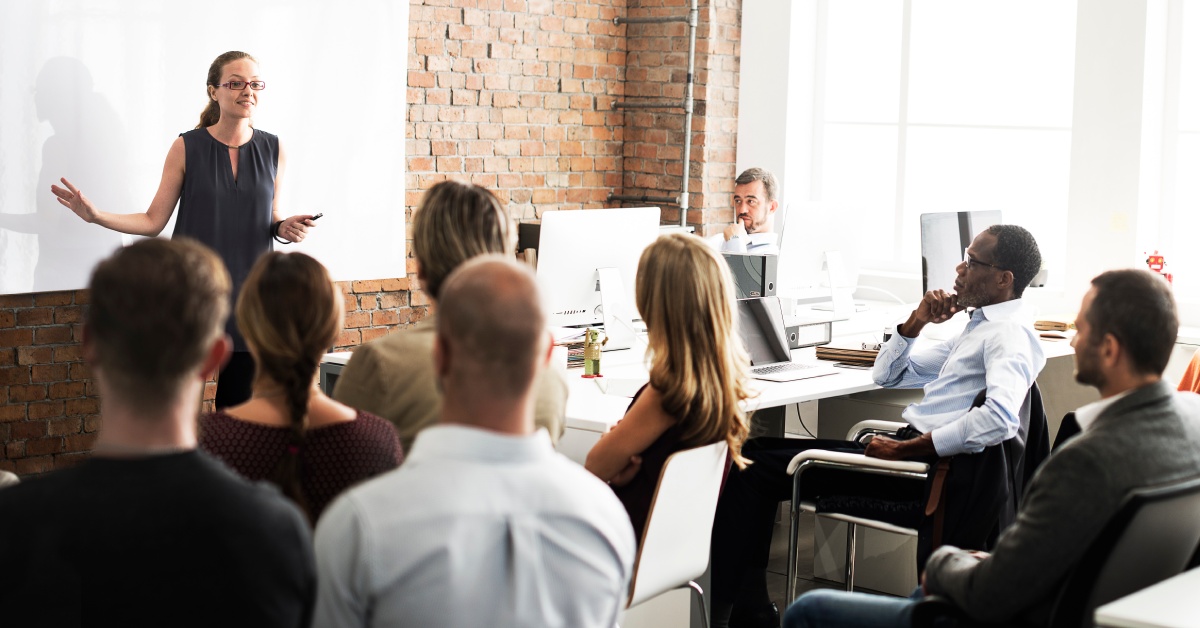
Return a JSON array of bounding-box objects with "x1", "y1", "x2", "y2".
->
[{"x1": 175, "y1": 128, "x2": 278, "y2": 351}]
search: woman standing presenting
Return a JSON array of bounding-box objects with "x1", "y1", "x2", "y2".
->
[{"x1": 52, "y1": 51, "x2": 317, "y2": 408}]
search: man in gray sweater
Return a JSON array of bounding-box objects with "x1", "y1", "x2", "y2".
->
[{"x1": 784, "y1": 268, "x2": 1200, "y2": 628}]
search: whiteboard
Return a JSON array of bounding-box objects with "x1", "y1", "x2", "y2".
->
[{"x1": 0, "y1": 0, "x2": 407, "y2": 294}]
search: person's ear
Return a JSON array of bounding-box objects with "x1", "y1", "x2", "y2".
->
[
  {"x1": 1099, "y1": 333, "x2": 1121, "y2": 368},
  {"x1": 433, "y1": 332, "x2": 450, "y2": 381},
  {"x1": 200, "y1": 334, "x2": 233, "y2": 380},
  {"x1": 540, "y1": 330, "x2": 554, "y2": 368}
]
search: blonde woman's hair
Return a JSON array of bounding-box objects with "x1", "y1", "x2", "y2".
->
[
  {"x1": 411, "y1": 180, "x2": 513, "y2": 300},
  {"x1": 636, "y1": 233, "x2": 752, "y2": 468},
  {"x1": 236, "y1": 252, "x2": 343, "y2": 522}
]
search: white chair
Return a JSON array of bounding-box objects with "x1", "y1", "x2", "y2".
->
[
  {"x1": 785, "y1": 420, "x2": 929, "y2": 599},
  {"x1": 626, "y1": 440, "x2": 730, "y2": 628}
]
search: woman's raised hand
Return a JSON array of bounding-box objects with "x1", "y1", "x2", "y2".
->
[{"x1": 51, "y1": 178, "x2": 100, "y2": 223}]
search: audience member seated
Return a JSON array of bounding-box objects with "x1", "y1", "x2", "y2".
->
[
  {"x1": 585, "y1": 232, "x2": 751, "y2": 542},
  {"x1": 333, "y1": 180, "x2": 567, "y2": 451},
  {"x1": 313, "y1": 256, "x2": 635, "y2": 628},
  {"x1": 711, "y1": 224, "x2": 1047, "y2": 627},
  {"x1": 199, "y1": 252, "x2": 402, "y2": 523},
  {"x1": 0, "y1": 238, "x2": 314, "y2": 626},
  {"x1": 708, "y1": 167, "x2": 781, "y2": 254},
  {"x1": 785, "y1": 268, "x2": 1200, "y2": 628}
]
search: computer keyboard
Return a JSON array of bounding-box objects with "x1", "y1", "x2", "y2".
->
[{"x1": 752, "y1": 362, "x2": 817, "y2": 375}]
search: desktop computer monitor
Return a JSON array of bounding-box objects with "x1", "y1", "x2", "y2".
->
[
  {"x1": 920, "y1": 210, "x2": 1003, "y2": 293},
  {"x1": 535, "y1": 207, "x2": 661, "y2": 328}
]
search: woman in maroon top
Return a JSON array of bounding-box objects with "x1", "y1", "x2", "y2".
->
[
  {"x1": 199, "y1": 252, "x2": 402, "y2": 523},
  {"x1": 585, "y1": 233, "x2": 752, "y2": 543}
]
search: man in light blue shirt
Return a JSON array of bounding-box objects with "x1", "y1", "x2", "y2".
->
[
  {"x1": 312, "y1": 257, "x2": 636, "y2": 628},
  {"x1": 710, "y1": 225, "x2": 1046, "y2": 628}
]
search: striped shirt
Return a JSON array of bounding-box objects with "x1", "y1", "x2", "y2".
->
[{"x1": 872, "y1": 299, "x2": 1046, "y2": 457}]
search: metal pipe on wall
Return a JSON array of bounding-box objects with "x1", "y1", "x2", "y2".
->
[{"x1": 609, "y1": 0, "x2": 699, "y2": 228}]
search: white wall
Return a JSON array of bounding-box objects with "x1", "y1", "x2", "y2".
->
[{"x1": 0, "y1": 0, "x2": 407, "y2": 294}]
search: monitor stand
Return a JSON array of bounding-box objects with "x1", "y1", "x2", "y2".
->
[
  {"x1": 807, "y1": 250, "x2": 868, "y2": 316},
  {"x1": 596, "y1": 267, "x2": 636, "y2": 352}
]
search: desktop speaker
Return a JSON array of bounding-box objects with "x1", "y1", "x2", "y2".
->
[{"x1": 723, "y1": 252, "x2": 778, "y2": 299}]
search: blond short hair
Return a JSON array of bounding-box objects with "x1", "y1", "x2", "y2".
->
[{"x1": 412, "y1": 180, "x2": 513, "y2": 300}]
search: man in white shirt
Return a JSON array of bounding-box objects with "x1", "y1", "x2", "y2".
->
[
  {"x1": 785, "y1": 269, "x2": 1200, "y2": 628},
  {"x1": 708, "y1": 167, "x2": 781, "y2": 254},
  {"x1": 711, "y1": 224, "x2": 1047, "y2": 626},
  {"x1": 313, "y1": 256, "x2": 636, "y2": 628}
]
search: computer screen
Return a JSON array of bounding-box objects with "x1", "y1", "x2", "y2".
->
[
  {"x1": 920, "y1": 210, "x2": 1003, "y2": 293},
  {"x1": 736, "y1": 297, "x2": 791, "y2": 366},
  {"x1": 536, "y1": 207, "x2": 661, "y2": 327}
]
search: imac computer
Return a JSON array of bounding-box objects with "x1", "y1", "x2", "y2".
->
[
  {"x1": 535, "y1": 207, "x2": 661, "y2": 349},
  {"x1": 920, "y1": 210, "x2": 1003, "y2": 293}
]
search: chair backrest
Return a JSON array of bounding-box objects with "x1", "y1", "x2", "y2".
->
[
  {"x1": 626, "y1": 440, "x2": 729, "y2": 609},
  {"x1": 1048, "y1": 475, "x2": 1200, "y2": 627}
]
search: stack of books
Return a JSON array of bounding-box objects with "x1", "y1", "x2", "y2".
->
[{"x1": 553, "y1": 328, "x2": 588, "y2": 369}]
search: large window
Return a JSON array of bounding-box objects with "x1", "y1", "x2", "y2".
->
[
  {"x1": 1150, "y1": 0, "x2": 1200, "y2": 299},
  {"x1": 811, "y1": 0, "x2": 1077, "y2": 281}
]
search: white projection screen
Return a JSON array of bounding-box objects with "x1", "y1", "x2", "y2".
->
[{"x1": 0, "y1": 0, "x2": 407, "y2": 294}]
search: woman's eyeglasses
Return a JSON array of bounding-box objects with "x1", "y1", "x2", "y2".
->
[{"x1": 217, "y1": 81, "x2": 266, "y2": 91}]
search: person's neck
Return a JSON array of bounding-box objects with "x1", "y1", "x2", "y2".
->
[
  {"x1": 1098, "y1": 372, "x2": 1161, "y2": 400},
  {"x1": 92, "y1": 385, "x2": 199, "y2": 457},
  {"x1": 440, "y1": 386, "x2": 535, "y2": 437},
  {"x1": 207, "y1": 118, "x2": 253, "y2": 146}
]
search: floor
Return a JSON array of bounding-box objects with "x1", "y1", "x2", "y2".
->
[
  {"x1": 764, "y1": 504, "x2": 894, "y2": 615},
  {"x1": 765, "y1": 505, "x2": 836, "y2": 614}
]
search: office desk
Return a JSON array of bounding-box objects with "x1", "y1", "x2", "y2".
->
[
  {"x1": 558, "y1": 330, "x2": 1078, "y2": 465},
  {"x1": 1094, "y1": 567, "x2": 1200, "y2": 628}
]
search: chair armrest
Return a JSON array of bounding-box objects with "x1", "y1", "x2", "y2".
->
[
  {"x1": 845, "y1": 419, "x2": 909, "y2": 442},
  {"x1": 786, "y1": 450, "x2": 930, "y2": 476}
]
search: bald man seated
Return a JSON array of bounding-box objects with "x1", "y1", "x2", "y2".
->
[{"x1": 313, "y1": 256, "x2": 636, "y2": 628}]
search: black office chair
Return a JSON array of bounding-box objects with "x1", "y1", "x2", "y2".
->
[{"x1": 911, "y1": 475, "x2": 1200, "y2": 628}]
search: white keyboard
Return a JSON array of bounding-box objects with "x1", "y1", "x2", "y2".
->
[{"x1": 752, "y1": 362, "x2": 818, "y2": 375}]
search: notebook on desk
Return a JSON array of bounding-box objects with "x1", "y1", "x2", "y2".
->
[{"x1": 737, "y1": 297, "x2": 838, "y2": 382}]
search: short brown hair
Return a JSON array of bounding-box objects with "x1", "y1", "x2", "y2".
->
[
  {"x1": 735, "y1": 167, "x2": 778, "y2": 202},
  {"x1": 1088, "y1": 269, "x2": 1178, "y2": 376},
  {"x1": 412, "y1": 180, "x2": 512, "y2": 300},
  {"x1": 87, "y1": 238, "x2": 230, "y2": 410}
]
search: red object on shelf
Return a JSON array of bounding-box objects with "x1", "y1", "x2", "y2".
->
[{"x1": 1145, "y1": 250, "x2": 1174, "y2": 285}]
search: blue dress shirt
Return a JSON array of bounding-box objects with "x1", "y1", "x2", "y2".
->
[{"x1": 871, "y1": 299, "x2": 1046, "y2": 457}]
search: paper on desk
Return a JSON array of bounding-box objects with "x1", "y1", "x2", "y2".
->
[{"x1": 551, "y1": 326, "x2": 587, "y2": 344}]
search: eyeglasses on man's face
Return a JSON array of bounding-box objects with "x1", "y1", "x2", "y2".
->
[
  {"x1": 963, "y1": 249, "x2": 1006, "y2": 272},
  {"x1": 217, "y1": 80, "x2": 266, "y2": 91}
]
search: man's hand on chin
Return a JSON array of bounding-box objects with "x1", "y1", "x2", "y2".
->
[{"x1": 723, "y1": 222, "x2": 748, "y2": 241}]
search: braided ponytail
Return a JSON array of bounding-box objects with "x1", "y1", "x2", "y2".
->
[{"x1": 236, "y1": 252, "x2": 343, "y2": 524}]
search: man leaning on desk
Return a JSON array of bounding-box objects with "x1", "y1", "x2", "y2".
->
[
  {"x1": 708, "y1": 167, "x2": 781, "y2": 254},
  {"x1": 710, "y1": 224, "x2": 1047, "y2": 627},
  {"x1": 786, "y1": 269, "x2": 1200, "y2": 628}
]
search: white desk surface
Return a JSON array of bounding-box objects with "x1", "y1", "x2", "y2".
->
[{"x1": 1094, "y1": 568, "x2": 1200, "y2": 628}]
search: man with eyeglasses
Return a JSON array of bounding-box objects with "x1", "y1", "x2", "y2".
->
[{"x1": 710, "y1": 224, "x2": 1046, "y2": 628}]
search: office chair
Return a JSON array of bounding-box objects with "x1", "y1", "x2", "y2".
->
[
  {"x1": 911, "y1": 475, "x2": 1200, "y2": 628},
  {"x1": 625, "y1": 441, "x2": 729, "y2": 628},
  {"x1": 784, "y1": 384, "x2": 1047, "y2": 599}
]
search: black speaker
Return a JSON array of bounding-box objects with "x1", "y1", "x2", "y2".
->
[{"x1": 723, "y1": 253, "x2": 778, "y2": 299}]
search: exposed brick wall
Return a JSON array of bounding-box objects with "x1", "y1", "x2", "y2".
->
[
  {"x1": 406, "y1": 0, "x2": 628, "y2": 222},
  {"x1": 618, "y1": 0, "x2": 742, "y2": 235},
  {"x1": 1, "y1": 0, "x2": 745, "y2": 477}
]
